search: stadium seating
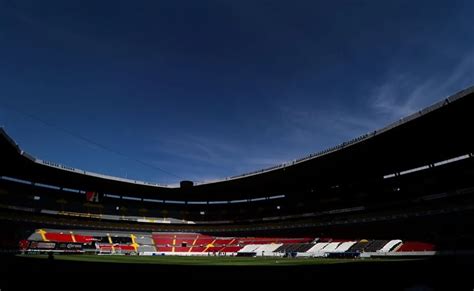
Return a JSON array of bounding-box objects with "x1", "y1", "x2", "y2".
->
[
  {"x1": 156, "y1": 247, "x2": 173, "y2": 252},
  {"x1": 235, "y1": 244, "x2": 281, "y2": 256},
  {"x1": 21, "y1": 228, "x2": 440, "y2": 258},
  {"x1": 274, "y1": 243, "x2": 315, "y2": 253},
  {"x1": 321, "y1": 242, "x2": 340, "y2": 252},
  {"x1": 189, "y1": 247, "x2": 206, "y2": 253},
  {"x1": 152, "y1": 233, "x2": 176, "y2": 246},
  {"x1": 255, "y1": 244, "x2": 283, "y2": 256},
  {"x1": 74, "y1": 234, "x2": 95, "y2": 243},
  {"x1": 333, "y1": 241, "x2": 356, "y2": 252},
  {"x1": 364, "y1": 240, "x2": 389, "y2": 252},
  {"x1": 397, "y1": 242, "x2": 435, "y2": 252},
  {"x1": 44, "y1": 232, "x2": 75, "y2": 243},
  {"x1": 378, "y1": 240, "x2": 402, "y2": 252},
  {"x1": 241, "y1": 245, "x2": 260, "y2": 252},
  {"x1": 137, "y1": 245, "x2": 156, "y2": 252},
  {"x1": 346, "y1": 240, "x2": 370, "y2": 252},
  {"x1": 307, "y1": 242, "x2": 329, "y2": 255},
  {"x1": 219, "y1": 246, "x2": 242, "y2": 253}
]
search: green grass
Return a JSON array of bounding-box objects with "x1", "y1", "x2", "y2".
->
[{"x1": 19, "y1": 254, "x2": 422, "y2": 266}]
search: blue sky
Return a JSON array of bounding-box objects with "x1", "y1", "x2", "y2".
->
[{"x1": 1, "y1": 0, "x2": 474, "y2": 185}]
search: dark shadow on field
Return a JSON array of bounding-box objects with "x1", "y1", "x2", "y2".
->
[{"x1": 1, "y1": 254, "x2": 473, "y2": 289}]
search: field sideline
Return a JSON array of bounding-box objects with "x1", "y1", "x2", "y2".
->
[{"x1": 19, "y1": 254, "x2": 422, "y2": 266}]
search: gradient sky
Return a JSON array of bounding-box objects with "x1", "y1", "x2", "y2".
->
[{"x1": 1, "y1": 0, "x2": 473, "y2": 185}]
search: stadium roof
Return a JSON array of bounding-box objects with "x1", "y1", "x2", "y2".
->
[{"x1": 1, "y1": 86, "x2": 473, "y2": 201}]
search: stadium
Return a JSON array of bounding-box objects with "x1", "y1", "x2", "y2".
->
[
  {"x1": 2, "y1": 1, "x2": 474, "y2": 288},
  {"x1": 1, "y1": 86, "x2": 474, "y2": 285}
]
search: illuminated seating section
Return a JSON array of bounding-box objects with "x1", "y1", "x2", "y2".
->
[
  {"x1": 152, "y1": 233, "x2": 313, "y2": 254},
  {"x1": 334, "y1": 241, "x2": 357, "y2": 252},
  {"x1": 24, "y1": 229, "x2": 435, "y2": 256},
  {"x1": 396, "y1": 241, "x2": 436, "y2": 252},
  {"x1": 379, "y1": 240, "x2": 402, "y2": 252}
]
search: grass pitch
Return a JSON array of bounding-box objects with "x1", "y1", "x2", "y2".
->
[{"x1": 20, "y1": 254, "x2": 421, "y2": 266}]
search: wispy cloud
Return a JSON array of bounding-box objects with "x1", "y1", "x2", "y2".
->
[
  {"x1": 370, "y1": 53, "x2": 474, "y2": 120},
  {"x1": 146, "y1": 133, "x2": 290, "y2": 183},
  {"x1": 371, "y1": 74, "x2": 430, "y2": 118},
  {"x1": 150, "y1": 134, "x2": 241, "y2": 165},
  {"x1": 277, "y1": 102, "x2": 379, "y2": 150},
  {"x1": 276, "y1": 52, "x2": 474, "y2": 160}
]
